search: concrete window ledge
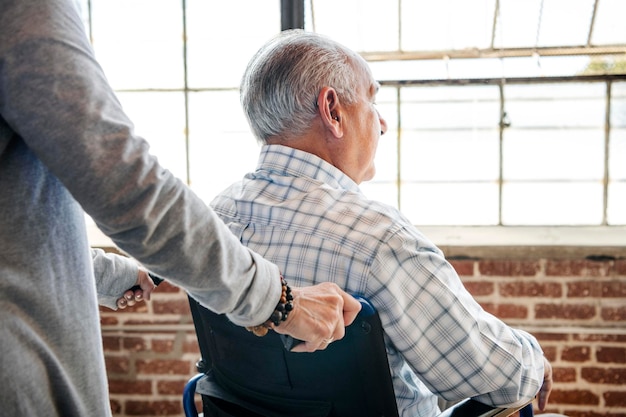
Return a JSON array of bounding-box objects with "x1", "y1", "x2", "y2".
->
[
  {"x1": 418, "y1": 226, "x2": 626, "y2": 260},
  {"x1": 88, "y1": 222, "x2": 626, "y2": 260}
]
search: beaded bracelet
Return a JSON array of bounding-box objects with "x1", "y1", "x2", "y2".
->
[{"x1": 246, "y1": 275, "x2": 293, "y2": 337}]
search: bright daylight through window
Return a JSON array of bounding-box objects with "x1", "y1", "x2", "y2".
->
[{"x1": 79, "y1": 0, "x2": 625, "y2": 241}]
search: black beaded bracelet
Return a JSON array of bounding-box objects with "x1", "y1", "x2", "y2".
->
[{"x1": 246, "y1": 275, "x2": 294, "y2": 337}]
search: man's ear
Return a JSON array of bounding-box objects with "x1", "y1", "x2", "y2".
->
[{"x1": 316, "y1": 87, "x2": 343, "y2": 138}]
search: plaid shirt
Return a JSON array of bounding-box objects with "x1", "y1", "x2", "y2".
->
[{"x1": 210, "y1": 144, "x2": 544, "y2": 416}]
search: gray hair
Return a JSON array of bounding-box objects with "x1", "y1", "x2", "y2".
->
[{"x1": 240, "y1": 29, "x2": 361, "y2": 144}]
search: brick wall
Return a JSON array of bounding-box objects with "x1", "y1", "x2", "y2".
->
[
  {"x1": 100, "y1": 255, "x2": 626, "y2": 417},
  {"x1": 100, "y1": 280, "x2": 200, "y2": 416}
]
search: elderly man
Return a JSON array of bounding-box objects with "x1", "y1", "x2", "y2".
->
[{"x1": 210, "y1": 29, "x2": 553, "y2": 416}]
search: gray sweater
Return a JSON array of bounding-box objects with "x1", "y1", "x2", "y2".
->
[{"x1": 0, "y1": 0, "x2": 279, "y2": 415}]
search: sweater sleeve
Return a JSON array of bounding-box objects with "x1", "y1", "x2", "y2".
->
[
  {"x1": 91, "y1": 249, "x2": 138, "y2": 310},
  {"x1": 0, "y1": 0, "x2": 280, "y2": 326}
]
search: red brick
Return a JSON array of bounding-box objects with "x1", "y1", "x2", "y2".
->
[
  {"x1": 123, "y1": 336, "x2": 148, "y2": 352},
  {"x1": 581, "y1": 367, "x2": 626, "y2": 384},
  {"x1": 567, "y1": 281, "x2": 602, "y2": 297},
  {"x1": 136, "y1": 359, "x2": 191, "y2": 375},
  {"x1": 492, "y1": 303, "x2": 528, "y2": 319},
  {"x1": 546, "y1": 260, "x2": 611, "y2": 277},
  {"x1": 108, "y1": 379, "x2": 152, "y2": 395},
  {"x1": 125, "y1": 318, "x2": 191, "y2": 326},
  {"x1": 601, "y1": 305, "x2": 626, "y2": 321},
  {"x1": 548, "y1": 389, "x2": 599, "y2": 405},
  {"x1": 561, "y1": 346, "x2": 591, "y2": 362},
  {"x1": 615, "y1": 259, "x2": 626, "y2": 276},
  {"x1": 152, "y1": 339, "x2": 175, "y2": 354},
  {"x1": 450, "y1": 260, "x2": 474, "y2": 276},
  {"x1": 499, "y1": 281, "x2": 562, "y2": 297},
  {"x1": 601, "y1": 280, "x2": 626, "y2": 297},
  {"x1": 100, "y1": 315, "x2": 118, "y2": 325},
  {"x1": 567, "y1": 280, "x2": 626, "y2": 298},
  {"x1": 479, "y1": 302, "x2": 528, "y2": 319},
  {"x1": 157, "y1": 379, "x2": 187, "y2": 395},
  {"x1": 110, "y1": 399, "x2": 122, "y2": 414},
  {"x1": 477, "y1": 302, "x2": 491, "y2": 316},
  {"x1": 574, "y1": 333, "x2": 626, "y2": 342},
  {"x1": 105, "y1": 356, "x2": 130, "y2": 374},
  {"x1": 125, "y1": 400, "x2": 181, "y2": 415},
  {"x1": 102, "y1": 335, "x2": 121, "y2": 351},
  {"x1": 535, "y1": 303, "x2": 596, "y2": 320},
  {"x1": 183, "y1": 339, "x2": 201, "y2": 354},
  {"x1": 153, "y1": 299, "x2": 191, "y2": 315},
  {"x1": 463, "y1": 281, "x2": 494, "y2": 296},
  {"x1": 552, "y1": 366, "x2": 577, "y2": 382},
  {"x1": 533, "y1": 333, "x2": 569, "y2": 342},
  {"x1": 478, "y1": 260, "x2": 540, "y2": 277},
  {"x1": 541, "y1": 346, "x2": 558, "y2": 362},
  {"x1": 597, "y1": 346, "x2": 626, "y2": 363},
  {"x1": 604, "y1": 391, "x2": 626, "y2": 407}
]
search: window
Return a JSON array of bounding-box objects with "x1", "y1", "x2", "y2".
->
[
  {"x1": 82, "y1": 0, "x2": 280, "y2": 201},
  {"x1": 80, "y1": 0, "x2": 626, "y2": 246}
]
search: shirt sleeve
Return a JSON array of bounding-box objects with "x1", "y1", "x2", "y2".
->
[
  {"x1": 369, "y1": 226, "x2": 544, "y2": 407},
  {"x1": 91, "y1": 248, "x2": 139, "y2": 310},
  {"x1": 0, "y1": 0, "x2": 280, "y2": 326}
]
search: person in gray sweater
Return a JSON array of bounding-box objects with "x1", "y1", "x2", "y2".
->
[{"x1": 0, "y1": 0, "x2": 361, "y2": 415}]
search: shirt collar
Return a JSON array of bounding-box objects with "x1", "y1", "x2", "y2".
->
[{"x1": 256, "y1": 145, "x2": 361, "y2": 193}]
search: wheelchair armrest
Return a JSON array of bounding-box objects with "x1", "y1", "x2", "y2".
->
[{"x1": 438, "y1": 398, "x2": 533, "y2": 417}]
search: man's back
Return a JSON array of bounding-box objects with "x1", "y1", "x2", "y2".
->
[{"x1": 211, "y1": 145, "x2": 544, "y2": 416}]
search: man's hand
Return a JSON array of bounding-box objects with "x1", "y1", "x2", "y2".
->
[
  {"x1": 116, "y1": 269, "x2": 157, "y2": 309},
  {"x1": 271, "y1": 282, "x2": 362, "y2": 352},
  {"x1": 537, "y1": 357, "x2": 553, "y2": 410}
]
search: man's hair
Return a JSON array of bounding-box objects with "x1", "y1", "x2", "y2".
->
[{"x1": 240, "y1": 29, "x2": 361, "y2": 144}]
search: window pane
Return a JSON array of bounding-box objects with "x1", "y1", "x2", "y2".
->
[
  {"x1": 607, "y1": 83, "x2": 626, "y2": 225},
  {"x1": 311, "y1": 0, "x2": 399, "y2": 51},
  {"x1": 116, "y1": 92, "x2": 187, "y2": 183},
  {"x1": 186, "y1": 0, "x2": 280, "y2": 88},
  {"x1": 608, "y1": 182, "x2": 626, "y2": 225},
  {"x1": 503, "y1": 129, "x2": 604, "y2": 181},
  {"x1": 401, "y1": 183, "x2": 499, "y2": 225},
  {"x1": 611, "y1": 82, "x2": 626, "y2": 129},
  {"x1": 494, "y1": 0, "x2": 543, "y2": 48},
  {"x1": 399, "y1": 84, "x2": 500, "y2": 225},
  {"x1": 504, "y1": 83, "x2": 606, "y2": 127},
  {"x1": 400, "y1": 85, "x2": 500, "y2": 182},
  {"x1": 502, "y1": 182, "x2": 604, "y2": 225},
  {"x1": 402, "y1": 85, "x2": 500, "y2": 129},
  {"x1": 401, "y1": 0, "x2": 495, "y2": 51},
  {"x1": 590, "y1": 0, "x2": 626, "y2": 45},
  {"x1": 534, "y1": 0, "x2": 595, "y2": 46},
  {"x1": 372, "y1": 60, "x2": 449, "y2": 81},
  {"x1": 360, "y1": 182, "x2": 398, "y2": 210},
  {"x1": 610, "y1": 129, "x2": 626, "y2": 180},
  {"x1": 401, "y1": 131, "x2": 499, "y2": 182},
  {"x1": 91, "y1": 0, "x2": 184, "y2": 89},
  {"x1": 187, "y1": 91, "x2": 261, "y2": 204}
]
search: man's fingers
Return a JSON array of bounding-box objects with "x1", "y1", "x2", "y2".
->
[
  {"x1": 341, "y1": 292, "x2": 361, "y2": 326},
  {"x1": 117, "y1": 297, "x2": 128, "y2": 309},
  {"x1": 537, "y1": 378, "x2": 552, "y2": 410},
  {"x1": 290, "y1": 336, "x2": 335, "y2": 353},
  {"x1": 117, "y1": 289, "x2": 144, "y2": 309}
]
